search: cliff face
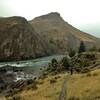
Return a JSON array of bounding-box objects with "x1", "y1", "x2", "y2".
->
[
  {"x1": 0, "y1": 16, "x2": 51, "y2": 61},
  {"x1": 30, "y1": 12, "x2": 100, "y2": 53}
]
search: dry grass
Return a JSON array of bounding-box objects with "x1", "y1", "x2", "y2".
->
[
  {"x1": 0, "y1": 97, "x2": 6, "y2": 100},
  {"x1": 6, "y1": 73, "x2": 67, "y2": 100},
  {"x1": 67, "y1": 69, "x2": 100, "y2": 100},
  {"x1": 2, "y1": 69, "x2": 100, "y2": 100}
]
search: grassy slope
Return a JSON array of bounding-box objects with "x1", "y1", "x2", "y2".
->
[
  {"x1": 3, "y1": 69, "x2": 100, "y2": 100},
  {"x1": 20, "y1": 73, "x2": 67, "y2": 100},
  {"x1": 0, "y1": 97, "x2": 5, "y2": 100},
  {"x1": 67, "y1": 70, "x2": 100, "y2": 100},
  {"x1": 5, "y1": 73, "x2": 67, "y2": 100}
]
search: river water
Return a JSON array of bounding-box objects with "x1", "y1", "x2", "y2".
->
[
  {"x1": 0, "y1": 55, "x2": 65, "y2": 82},
  {"x1": 0, "y1": 55, "x2": 65, "y2": 68}
]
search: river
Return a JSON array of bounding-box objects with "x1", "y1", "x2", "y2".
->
[
  {"x1": 0, "y1": 55, "x2": 65, "y2": 68},
  {"x1": 0, "y1": 55, "x2": 65, "y2": 82}
]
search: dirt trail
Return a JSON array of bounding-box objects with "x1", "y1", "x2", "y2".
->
[{"x1": 59, "y1": 75, "x2": 71, "y2": 100}]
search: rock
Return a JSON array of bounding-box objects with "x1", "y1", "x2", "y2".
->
[{"x1": 0, "y1": 16, "x2": 52, "y2": 61}]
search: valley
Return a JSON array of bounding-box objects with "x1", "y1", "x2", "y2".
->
[{"x1": 0, "y1": 12, "x2": 100, "y2": 100}]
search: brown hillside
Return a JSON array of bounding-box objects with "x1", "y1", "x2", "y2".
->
[
  {"x1": 0, "y1": 16, "x2": 52, "y2": 61},
  {"x1": 30, "y1": 12, "x2": 100, "y2": 53}
]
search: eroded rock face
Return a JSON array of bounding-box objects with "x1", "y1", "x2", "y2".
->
[
  {"x1": 30, "y1": 12, "x2": 100, "y2": 53},
  {"x1": 0, "y1": 16, "x2": 51, "y2": 61}
]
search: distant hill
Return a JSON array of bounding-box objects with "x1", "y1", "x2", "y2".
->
[
  {"x1": 30, "y1": 12, "x2": 100, "y2": 54},
  {"x1": 0, "y1": 16, "x2": 52, "y2": 61}
]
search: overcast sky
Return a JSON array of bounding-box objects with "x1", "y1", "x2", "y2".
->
[{"x1": 0, "y1": 0, "x2": 100, "y2": 38}]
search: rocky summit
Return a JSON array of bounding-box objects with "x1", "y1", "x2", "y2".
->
[{"x1": 30, "y1": 12, "x2": 100, "y2": 54}]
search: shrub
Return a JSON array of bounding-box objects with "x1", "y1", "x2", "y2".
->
[
  {"x1": 27, "y1": 84, "x2": 37, "y2": 90},
  {"x1": 26, "y1": 79, "x2": 33, "y2": 85},
  {"x1": 40, "y1": 68, "x2": 42, "y2": 70},
  {"x1": 51, "y1": 58, "x2": 58, "y2": 64},
  {"x1": 81, "y1": 67, "x2": 90, "y2": 73},
  {"x1": 50, "y1": 78, "x2": 56, "y2": 84},
  {"x1": 75, "y1": 66, "x2": 82, "y2": 72},
  {"x1": 85, "y1": 53, "x2": 95, "y2": 60},
  {"x1": 54, "y1": 76, "x2": 60, "y2": 79},
  {"x1": 47, "y1": 56, "x2": 74, "y2": 74},
  {"x1": 86, "y1": 72, "x2": 92, "y2": 77},
  {"x1": 50, "y1": 58, "x2": 58, "y2": 72},
  {"x1": 13, "y1": 95, "x2": 21, "y2": 100},
  {"x1": 37, "y1": 81, "x2": 44, "y2": 85},
  {"x1": 34, "y1": 77, "x2": 37, "y2": 80},
  {"x1": 92, "y1": 72, "x2": 98, "y2": 76},
  {"x1": 60, "y1": 57, "x2": 70, "y2": 70},
  {"x1": 69, "y1": 48, "x2": 76, "y2": 57},
  {"x1": 68, "y1": 96, "x2": 80, "y2": 100}
]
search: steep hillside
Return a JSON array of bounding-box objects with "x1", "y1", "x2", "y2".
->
[
  {"x1": 30, "y1": 12, "x2": 100, "y2": 54},
  {"x1": 0, "y1": 16, "x2": 52, "y2": 61}
]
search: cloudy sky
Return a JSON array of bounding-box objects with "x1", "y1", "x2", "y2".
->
[{"x1": 0, "y1": 0, "x2": 100, "y2": 38}]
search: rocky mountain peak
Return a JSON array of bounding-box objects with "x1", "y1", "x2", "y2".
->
[
  {"x1": 42, "y1": 12, "x2": 60, "y2": 18},
  {"x1": 33, "y1": 12, "x2": 62, "y2": 21},
  {"x1": 30, "y1": 13, "x2": 100, "y2": 53}
]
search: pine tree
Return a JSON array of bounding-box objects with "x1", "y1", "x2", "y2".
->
[{"x1": 78, "y1": 41, "x2": 86, "y2": 53}]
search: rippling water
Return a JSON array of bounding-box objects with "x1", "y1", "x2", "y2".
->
[{"x1": 0, "y1": 55, "x2": 65, "y2": 68}]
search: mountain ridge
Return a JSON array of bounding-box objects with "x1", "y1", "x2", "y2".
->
[
  {"x1": 0, "y1": 12, "x2": 99, "y2": 61},
  {"x1": 30, "y1": 12, "x2": 100, "y2": 52}
]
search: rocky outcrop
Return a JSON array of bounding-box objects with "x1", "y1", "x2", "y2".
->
[{"x1": 0, "y1": 16, "x2": 52, "y2": 61}]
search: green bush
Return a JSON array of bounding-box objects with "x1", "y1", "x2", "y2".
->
[
  {"x1": 69, "y1": 48, "x2": 76, "y2": 57},
  {"x1": 60, "y1": 57, "x2": 70, "y2": 70},
  {"x1": 81, "y1": 67, "x2": 90, "y2": 73},
  {"x1": 7, "y1": 95, "x2": 22, "y2": 100},
  {"x1": 85, "y1": 53, "x2": 95, "y2": 60},
  {"x1": 26, "y1": 79, "x2": 33, "y2": 85}
]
